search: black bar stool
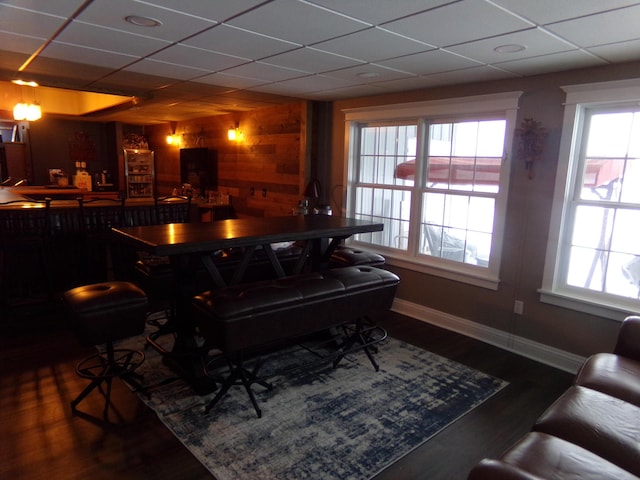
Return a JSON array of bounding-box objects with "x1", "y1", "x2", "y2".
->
[{"x1": 64, "y1": 281, "x2": 148, "y2": 420}]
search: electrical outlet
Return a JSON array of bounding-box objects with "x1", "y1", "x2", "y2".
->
[{"x1": 514, "y1": 300, "x2": 524, "y2": 315}]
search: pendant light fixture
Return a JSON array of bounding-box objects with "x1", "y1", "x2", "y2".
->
[{"x1": 12, "y1": 79, "x2": 42, "y2": 121}]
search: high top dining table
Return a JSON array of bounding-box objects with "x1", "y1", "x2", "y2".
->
[{"x1": 111, "y1": 214, "x2": 384, "y2": 393}]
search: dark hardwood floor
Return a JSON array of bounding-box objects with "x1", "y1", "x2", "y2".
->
[{"x1": 0, "y1": 304, "x2": 573, "y2": 480}]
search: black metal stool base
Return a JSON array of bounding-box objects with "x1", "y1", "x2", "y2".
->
[
  {"x1": 332, "y1": 317, "x2": 386, "y2": 372},
  {"x1": 71, "y1": 343, "x2": 146, "y2": 420},
  {"x1": 204, "y1": 357, "x2": 272, "y2": 418}
]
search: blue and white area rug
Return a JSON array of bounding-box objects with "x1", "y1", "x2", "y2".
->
[{"x1": 122, "y1": 314, "x2": 507, "y2": 480}]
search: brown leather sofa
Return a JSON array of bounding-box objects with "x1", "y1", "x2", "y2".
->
[{"x1": 468, "y1": 315, "x2": 640, "y2": 480}]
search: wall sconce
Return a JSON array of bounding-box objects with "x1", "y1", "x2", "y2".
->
[
  {"x1": 166, "y1": 134, "x2": 180, "y2": 146},
  {"x1": 228, "y1": 122, "x2": 243, "y2": 142},
  {"x1": 13, "y1": 102, "x2": 41, "y2": 121},
  {"x1": 515, "y1": 117, "x2": 547, "y2": 179},
  {"x1": 166, "y1": 121, "x2": 180, "y2": 146}
]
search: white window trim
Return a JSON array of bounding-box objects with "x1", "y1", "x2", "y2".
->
[
  {"x1": 540, "y1": 78, "x2": 640, "y2": 321},
  {"x1": 343, "y1": 91, "x2": 522, "y2": 290}
]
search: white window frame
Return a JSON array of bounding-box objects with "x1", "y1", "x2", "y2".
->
[
  {"x1": 343, "y1": 92, "x2": 522, "y2": 290},
  {"x1": 541, "y1": 79, "x2": 640, "y2": 320}
]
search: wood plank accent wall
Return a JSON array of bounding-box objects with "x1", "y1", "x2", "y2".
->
[{"x1": 145, "y1": 101, "x2": 309, "y2": 217}]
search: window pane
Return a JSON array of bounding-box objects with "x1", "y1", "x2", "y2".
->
[
  {"x1": 607, "y1": 252, "x2": 640, "y2": 298},
  {"x1": 421, "y1": 192, "x2": 494, "y2": 265},
  {"x1": 610, "y1": 209, "x2": 640, "y2": 255},
  {"x1": 581, "y1": 158, "x2": 623, "y2": 200},
  {"x1": 571, "y1": 205, "x2": 613, "y2": 249},
  {"x1": 567, "y1": 245, "x2": 606, "y2": 291},
  {"x1": 359, "y1": 124, "x2": 416, "y2": 186},
  {"x1": 427, "y1": 120, "x2": 504, "y2": 193},
  {"x1": 586, "y1": 112, "x2": 634, "y2": 158},
  {"x1": 354, "y1": 186, "x2": 410, "y2": 250}
]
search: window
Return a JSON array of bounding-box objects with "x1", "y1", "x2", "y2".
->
[
  {"x1": 343, "y1": 92, "x2": 521, "y2": 289},
  {"x1": 542, "y1": 79, "x2": 640, "y2": 319}
]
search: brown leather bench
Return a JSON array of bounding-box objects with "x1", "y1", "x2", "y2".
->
[{"x1": 192, "y1": 265, "x2": 400, "y2": 417}]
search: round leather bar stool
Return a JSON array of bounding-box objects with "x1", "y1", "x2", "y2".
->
[
  {"x1": 63, "y1": 281, "x2": 148, "y2": 420},
  {"x1": 329, "y1": 245, "x2": 385, "y2": 268}
]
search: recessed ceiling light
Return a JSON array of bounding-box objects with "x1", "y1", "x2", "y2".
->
[
  {"x1": 125, "y1": 15, "x2": 162, "y2": 27},
  {"x1": 358, "y1": 72, "x2": 380, "y2": 78},
  {"x1": 12, "y1": 79, "x2": 39, "y2": 87},
  {"x1": 494, "y1": 44, "x2": 526, "y2": 54}
]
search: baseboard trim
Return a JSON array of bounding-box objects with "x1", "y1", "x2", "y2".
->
[{"x1": 391, "y1": 298, "x2": 585, "y2": 374}]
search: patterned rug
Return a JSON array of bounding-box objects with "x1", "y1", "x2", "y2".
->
[{"x1": 121, "y1": 313, "x2": 507, "y2": 480}]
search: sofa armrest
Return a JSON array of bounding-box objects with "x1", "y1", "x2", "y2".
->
[
  {"x1": 468, "y1": 459, "x2": 543, "y2": 480},
  {"x1": 613, "y1": 315, "x2": 640, "y2": 360}
]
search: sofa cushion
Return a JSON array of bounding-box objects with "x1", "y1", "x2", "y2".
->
[
  {"x1": 533, "y1": 385, "x2": 640, "y2": 476},
  {"x1": 468, "y1": 432, "x2": 640, "y2": 480},
  {"x1": 575, "y1": 353, "x2": 640, "y2": 407}
]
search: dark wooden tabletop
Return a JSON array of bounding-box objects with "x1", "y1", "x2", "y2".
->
[{"x1": 112, "y1": 215, "x2": 383, "y2": 256}]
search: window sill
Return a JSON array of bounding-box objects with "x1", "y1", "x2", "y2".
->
[
  {"x1": 538, "y1": 289, "x2": 633, "y2": 322},
  {"x1": 379, "y1": 250, "x2": 500, "y2": 290}
]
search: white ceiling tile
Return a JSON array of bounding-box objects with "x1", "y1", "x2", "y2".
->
[
  {"x1": 383, "y1": 0, "x2": 534, "y2": 48},
  {"x1": 92, "y1": 70, "x2": 176, "y2": 91},
  {"x1": 261, "y1": 47, "x2": 365, "y2": 73},
  {"x1": 489, "y1": 0, "x2": 640, "y2": 25},
  {"x1": 183, "y1": 24, "x2": 300, "y2": 60},
  {"x1": 223, "y1": 61, "x2": 308, "y2": 82},
  {"x1": 195, "y1": 72, "x2": 269, "y2": 89},
  {"x1": 588, "y1": 39, "x2": 640, "y2": 63},
  {"x1": 46, "y1": 42, "x2": 138, "y2": 69},
  {"x1": 377, "y1": 49, "x2": 482, "y2": 76},
  {"x1": 124, "y1": 58, "x2": 211, "y2": 80},
  {"x1": 495, "y1": 50, "x2": 608, "y2": 76},
  {"x1": 418, "y1": 65, "x2": 519, "y2": 85},
  {"x1": 132, "y1": 0, "x2": 266, "y2": 23},
  {"x1": 371, "y1": 75, "x2": 449, "y2": 92},
  {"x1": 0, "y1": 30, "x2": 46, "y2": 56},
  {"x1": 227, "y1": 0, "x2": 369, "y2": 45},
  {"x1": 249, "y1": 73, "x2": 356, "y2": 95},
  {"x1": 308, "y1": 0, "x2": 454, "y2": 25},
  {"x1": 0, "y1": 0, "x2": 86, "y2": 17},
  {"x1": 447, "y1": 28, "x2": 576, "y2": 64},
  {"x1": 56, "y1": 20, "x2": 170, "y2": 57},
  {"x1": 304, "y1": 84, "x2": 389, "y2": 100},
  {"x1": 313, "y1": 27, "x2": 434, "y2": 63},
  {"x1": 324, "y1": 63, "x2": 416, "y2": 84},
  {"x1": 0, "y1": 4, "x2": 67, "y2": 38},
  {"x1": 74, "y1": 0, "x2": 215, "y2": 42},
  {"x1": 149, "y1": 44, "x2": 248, "y2": 71},
  {"x1": 545, "y1": 5, "x2": 640, "y2": 48}
]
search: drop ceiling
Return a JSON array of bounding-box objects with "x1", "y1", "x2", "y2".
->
[{"x1": 1, "y1": 0, "x2": 640, "y2": 125}]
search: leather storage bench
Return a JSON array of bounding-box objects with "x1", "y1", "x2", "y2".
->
[
  {"x1": 193, "y1": 265, "x2": 399, "y2": 354},
  {"x1": 468, "y1": 315, "x2": 640, "y2": 480},
  {"x1": 192, "y1": 265, "x2": 400, "y2": 416}
]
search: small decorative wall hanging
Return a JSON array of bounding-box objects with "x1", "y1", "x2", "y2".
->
[{"x1": 515, "y1": 117, "x2": 547, "y2": 179}]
